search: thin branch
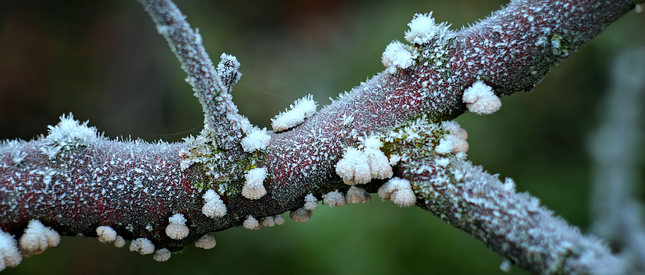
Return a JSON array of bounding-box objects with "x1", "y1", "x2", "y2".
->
[{"x1": 589, "y1": 48, "x2": 645, "y2": 273}]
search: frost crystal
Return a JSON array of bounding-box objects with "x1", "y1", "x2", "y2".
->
[
  {"x1": 153, "y1": 248, "x2": 171, "y2": 262},
  {"x1": 289, "y1": 208, "x2": 312, "y2": 223},
  {"x1": 202, "y1": 189, "x2": 227, "y2": 219},
  {"x1": 96, "y1": 226, "x2": 117, "y2": 244},
  {"x1": 41, "y1": 113, "x2": 99, "y2": 159},
  {"x1": 382, "y1": 41, "x2": 414, "y2": 70},
  {"x1": 243, "y1": 215, "x2": 261, "y2": 230},
  {"x1": 216, "y1": 53, "x2": 242, "y2": 92},
  {"x1": 19, "y1": 220, "x2": 60, "y2": 258},
  {"x1": 130, "y1": 238, "x2": 155, "y2": 255},
  {"x1": 378, "y1": 178, "x2": 416, "y2": 207},
  {"x1": 322, "y1": 190, "x2": 346, "y2": 207},
  {"x1": 0, "y1": 230, "x2": 21, "y2": 271},
  {"x1": 194, "y1": 235, "x2": 216, "y2": 249},
  {"x1": 165, "y1": 213, "x2": 189, "y2": 240},
  {"x1": 303, "y1": 193, "x2": 318, "y2": 211},
  {"x1": 462, "y1": 81, "x2": 501, "y2": 115},
  {"x1": 346, "y1": 186, "x2": 371, "y2": 204},
  {"x1": 271, "y1": 95, "x2": 317, "y2": 132},
  {"x1": 242, "y1": 167, "x2": 268, "y2": 200},
  {"x1": 405, "y1": 13, "x2": 455, "y2": 45},
  {"x1": 241, "y1": 127, "x2": 271, "y2": 152}
]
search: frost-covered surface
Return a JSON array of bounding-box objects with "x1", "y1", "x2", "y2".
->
[
  {"x1": 41, "y1": 114, "x2": 100, "y2": 159},
  {"x1": 403, "y1": 156, "x2": 622, "y2": 274},
  {"x1": 0, "y1": 0, "x2": 640, "y2": 272},
  {"x1": 240, "y1": 127, "x2": 270, "y2": 152},
  {"x1": 271, "y1": 95, "x2": 318, "y2": 132},
  {"x1": 382, "y1": 41, "x2": 414, "y2": 70},
  {"x1": 405, "y1": 13, "x2": 455, "y2": 45}
]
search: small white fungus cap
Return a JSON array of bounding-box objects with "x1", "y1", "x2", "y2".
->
[
  {"x1": 336, "y1": 144, "x2": 393, "y2": 185},
  {"x1": 382, "y1": 41, "x2": 414, "y2": 70},
  {"x1": 439, "y1": 121, "x2": 469, "y2": 154},
  {"x1": 462, "y1": 81, "x2": 501, "y2": 115},
  {"x1": 202, "y1": 190, "x2": 227, "y2": 219},
  {"x1": 241, "y1": 127, "x2": 271, "y2": 152},
  {"x1": 273, "y1": 215, "x2": 286, "y2": 225},
  {"x1": 261, "y1": 216, "x2": 276, "y2": 227},
  {"x1": 96, "y1": 226, "x2": 117, "y2": 244},
  {"x1": 0, "y1": 230, "x2": 22, "y2": 270},
  {"x1": 322, "y1": 190, "x2": 346, "y2": 207},
  {"x1": 289, "y1": 208, "x2": 312, "y2": 223},
  {"x1": 166, "y1": 214, "x2": 189, "y2": 240},
  {"x1": 19, "y1": 220, "x2": 60, "y2": 258},
  {"x1": 378, "y1": 177, "x2": 417, "y2": 207},
  {"x1": 194, "y1": 235, "x2": 217, "y2": 249},
  {"x1": 303, "y1": 193, "x2": 318, "y2": 211},
  {"x1": 435, "y1": 137, "x2": 454, "y2": 155},
  {"x1": 242, "y1": 167, "x2": 268, "y2": 200},
  {"x1": 346, "y1": 186, "x2": 372, "y2": 204},
  {"x1": 153, "y1": 248, "x2": 172, "y2": 262},
  {"x1": 243, "y1": 215, "x2": 261, "y2": 230},
  {"x1": 271, "y1": 95, "x2": 317, "y2": 132},
  {"x1": 130, "y1": 238, "x2": 155, "y2": 255},
  {"x1": 114, "y1": 236, "x2": 126, "y2": 248}
]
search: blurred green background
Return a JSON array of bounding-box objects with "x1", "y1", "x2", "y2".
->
[{"x1": 1, "y1": 0, "x2": 644, "y2": 274}]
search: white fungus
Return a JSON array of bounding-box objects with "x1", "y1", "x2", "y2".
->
[
  {"x1": 500, "y1": 259, "x2": 512, "y2": 272},
  {"x1": 19, "y1": 220, "x2": 60, "y2": 258},
  {"x1": 165, "y1": 213, "x2": 189, "y2": 240},
  {"x1": 202, "y1": 189, "x2": 227, "y2": 219},
  {"x1": 129, "y1": 238, "x2": 155, "y2": 255},
  {"x1": 378, "y1": 178, "x2": 417, "y2": 207},
  {"x1": 261, "y1": 216, "x2": 276, "y2": 227},
  {"x1": 404, "y1": 13, "x2": 454, "y2": 45},
  {"x1": 462, "y1": 81, "x2": 501, "y2": 115},
  {"x1": 96, "y1": 226, "x2": 117, "y2": 244},
  {"x1": 382, "y1": 41, "x2": 414, "y2": 70},
  {"x1": 153, "y1": 248, "x2": 172, "y2": 262},
  {"x1": 303, "y1": 193, "x2": 318, "y2": 211},
  {"x1": 346, "y1": 186, "x2": 372, "y2": 204},
  {"x1": 434, "y1": 138, "x2": 454, "y2": 155},
  {"x1": 271, "y1": 95, "x2": 317, "y2": 132},
  {"x1": 289, "y1": 208, "x2": 312, "y2": 223},
  {"x1": 194, "y1": 235, "x2": 217, "y2": 249},
  {"x1": 242, "y1": 167, "x2": 268, "y2": 200},
  {"x1": 273, "y1": 215, "x2": 286, "y2": 225},
  {"x1": 0, "y1": 230, "x2": 22, "y2": 271},
  {"x1": 440, "y1": 121, "x2": 469, "y2": 154},
  {"x1": 241, "y1": 127, "x2": 271, "y2": 152},
  {"x1": 336, "y1": 142, "x2": 393, "y2": 185},
  {"x1": 322, "y1": 190, "x2": 346, "y2": 207},
  {"x1": 243, "y1": 215, "x2": 261, "y2": 230},
  {"x1": 114, "y1": 236, "x2": 126, "y2": 248}
]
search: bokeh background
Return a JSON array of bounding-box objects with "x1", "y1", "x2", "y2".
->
[{"x1": 1, "y1": 0, "x2": 644, "y2": 274}]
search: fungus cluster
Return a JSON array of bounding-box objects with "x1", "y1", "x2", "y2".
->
[
  {"x1": 289, "y1": 208, "x2": 313, "y2": 223},
  {"x1": 19, "y1": 220, "x2": 60, "y2": 258},
  {"x1": 322, "y1": 190, "x2": 346, "y2": 207},
  {"x1": 153, "y1": 248, "x2": 171, "y2": 262},
  {"x1": 194, "y1": 235, "x2": 216, "y2": 249},
  {"x1": 435, "y1": 121, "x2": 469, "y2": 156},
  {"x1": 0, "y1": 230, "x2": 21, "y2": 271},
  {"x1": 240, "y1": 127, "x2": 271, "y2": 152},
  {"x1": 346, "y1": 186, "x2": 371, "y2": 204},
  {"x1": 462, "y1": 81, "x2": 501, "y2": 115},
  {"x1": 335, "y1": 137, "x2": 393, "y2": 185},
  {"x1": 378, "y1": 177, "x2": 417, "y2": 207},
  {"x1": 130, "y1": 238, "x2": 155, "y2": 255},
  {"x1": 96, "y1": 226, "x2": 118, "y2": 244}
]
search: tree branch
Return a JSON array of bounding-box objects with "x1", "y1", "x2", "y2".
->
[{"x1": 1, "y1": 0, "x2": 644, "y2": 273}]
